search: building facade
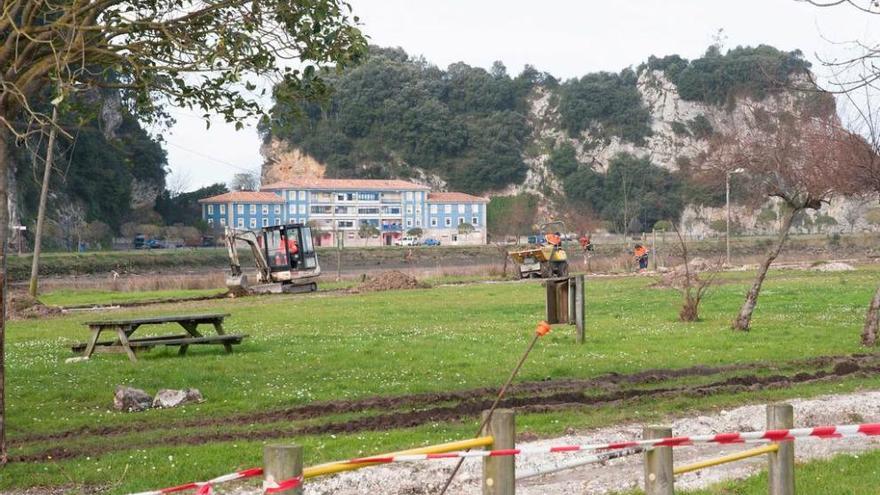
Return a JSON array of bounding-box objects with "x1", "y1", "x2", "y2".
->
[{"x1": 199, "y1": 178, "x2": 488, "y2": 246}]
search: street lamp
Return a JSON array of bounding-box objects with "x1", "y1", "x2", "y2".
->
[{"x1": 726, "y1": 168, "x2": 745, "y2": 266}]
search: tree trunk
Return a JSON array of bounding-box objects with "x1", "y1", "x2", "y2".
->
[
  {"x1": 28, "y1": 107, "x2": 58, "y2": 297},
  {"x1": 861, "y1": 284, "x2": 880, "y2": 346},
  {"x1": 732, "y1": 207, "x2": 797, "y2": 331},
  {"x1": 0, "y1": 123, "x2": 9, "y2": 465}
]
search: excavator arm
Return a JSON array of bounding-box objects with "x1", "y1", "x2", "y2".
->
[{"x1": 224, "y1": 227, "x2": 272, "y2": 285}]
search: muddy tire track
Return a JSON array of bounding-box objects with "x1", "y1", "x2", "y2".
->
[
  {"x1": 13, "y1": 353, "x2": 878, "y2": 447},
  {"x1": 12, "y1": 358, "x2": 879, "y2": 464}
]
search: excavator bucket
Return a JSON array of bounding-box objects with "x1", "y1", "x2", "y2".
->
[{"x1": 226, "y1": 273, "x2": 249, "y2": 296}]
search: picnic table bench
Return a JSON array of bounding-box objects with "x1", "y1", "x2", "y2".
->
[{"x1": 72, "y1": 313, "x2": 246, "y2": 362}]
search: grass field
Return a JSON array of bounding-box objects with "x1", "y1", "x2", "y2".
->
[{"x1": 3, "y1": 266, "x2": 880, "y2": 493}]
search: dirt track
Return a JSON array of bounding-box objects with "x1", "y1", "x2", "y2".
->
[{"x1": 12, "y1": 353, "x2": 880, "y2": 464}]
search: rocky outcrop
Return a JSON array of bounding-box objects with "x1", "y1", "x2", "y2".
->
[{"x1": 260, "y1": 138, "x2": 327, "y2": 184}]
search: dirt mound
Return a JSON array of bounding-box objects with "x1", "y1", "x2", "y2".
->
[
  {"x1": 352, "y1": 271, "x2": 429, "y2": 293},
  {"x1": 810, "y1": 261, "x2": 855, "y2": 272},
  {"x1": 8, "y1": 292, "x2": 62, "y2": 320}
]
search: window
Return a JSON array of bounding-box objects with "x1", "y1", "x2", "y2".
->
[
  {"x1": 459, "y1": 217, "x2": 465, "y2": 225},
  {"x1": 288, "y1": 191, "x2": 295, "y2": 201},
  {"x1": 472, "y1": 204, "x2": 480, "y2": 213},
  {"x1": 250, "y1": 218, "x2": 257, "y2": 228},
  {"x1": 275, "y1": 218, "x2": 281, "y2": 225},
  {"x1": 336, "y1": 193, "x2": 345, "y2": 201},
  {"x1": 472, "y1": 216, "x2": 479, "y2": 225},
  {"x1": 430, "y1": 205, "x2": 437, "y2": 214},
  {"x1": 431, "y1": 218, "x2": 438, "y2": 227},
  {"x1": 445, "y1": 217, "x2": 452, "y2": 227},
  {"x1": 358, "y1": 207, "x2": 380, "y2": 215},
  {"x1": 406, "y1": 219, "x2": 413, "y2": 227},
  {"x1": 337, "y1": 220, "x2": 354, "y2": 228},
  {"x1": 220, "y1": 204, "x2": 226, "y2": 214},
  {"x1": 299, "y1": 205, "x2": 306, "y2": 214},
  {"x1": 444, "y1": 205, "x2": 452, "y2": 214},
  {"x1": 458, "y1": 204, "x2": 465, "y2": 214},
  {"x1": 358, "y1": 192, "x2": 379, "y2": 201},
  {"x1": 311, "y1": 205, "x2": 331, "y2": 214},
  {"x1": 220, "y1": 218, "x2": 226, "y2": 226},
  {"x1": 274, "y1": 205, "x2": 281, "y2": 215},
  {"x1": 237, "y1": 218, "x2": 244, "y2": 228},
  {"x1": 288, "y1": 204, "x2": 295, "y2": 214},
  {"x1": 262, "y1": 218, "x2": 269, "y2": 227},
  {"x1": 207, "y1": 218, "x2": 214, "y2": 225},
  {"x1": 207, "y1": 204, "x2": 214, "y2": 214},
  {"x1": 406, "y1": 205, "x2": 413, "y2": 215},
  {"x1": 416, "y1": 207, "x2": 422, "y2": 216},
  {"x1": 416, "y1": 219, "x2": 422, "y2": 227},
  {"x1": 250, "y1": 204, "x2": 257, "y2": 214},
  {"x1": 406, "y1": 191, "x2": 413, "y2": 201},
  {"x1": 298, "y1": 191, "x2": 306, "y2": 200},
  {"x1": 262, "y1": 205, "x2": 269, "y2": 215},
  {"x1": 387, "y1": 207, "x2": 401, "y2": 215},
  {"x1": 237, "y1": 204, "x2": 244, "y2": 215}
]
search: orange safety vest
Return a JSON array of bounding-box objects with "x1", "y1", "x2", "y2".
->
[
  {"x1": 287, "y1": 238, "x2": 299, "y2": 255},
  {"x1": 546, "y1": 233, "x2": 561, "y2": 246}
]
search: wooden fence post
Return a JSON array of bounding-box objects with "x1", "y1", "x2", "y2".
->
[
  {"x1": 767, "y1": 404, "x2": 795, "y2": 495},
  {"x1": 644, "y1": 426, "x2": 674, "y2": 495},
  {"x1": 574, "y1": 274, "x2": 585, "y2": 343},
  {"x1": 481, "y1": 409, "x2": 515, "y2": 495},
  {"x1": 264, "y1": 444, "x2": 304, "y2": 495}
]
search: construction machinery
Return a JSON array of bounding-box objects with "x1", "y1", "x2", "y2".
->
[
  {"x1": 224, "y1": 224, "x2": 320, "y2": 294},
  {"x1": 508, "y1": 221, "x2": 570, "y2": 279}
]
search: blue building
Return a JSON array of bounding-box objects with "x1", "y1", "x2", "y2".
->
[{"x1": 200, "y1": 178, "x2": 488, "y2": 246}]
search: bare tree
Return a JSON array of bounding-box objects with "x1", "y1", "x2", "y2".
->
[
  {"x1": 671, "y1": 221, "x2": 718, "y2": 322},
  {"x1": 228, "y1": 170, "x2": 261, "y2": 191},
  {"x1": 702, "y1": 104, "x2": 857, "y2": 331}
]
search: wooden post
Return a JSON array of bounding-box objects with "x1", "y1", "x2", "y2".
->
[
  {"x1": 643, "y1": 426, "x2": 674, "y2": 495},
  {"x1": 568, "y1": 276, "x2": 576, "y2": 324},
  {"x1": 767, "y1": 404, "x2": 795, "y2": 495},
  {"x1": 264, "y1": 444, "x2": 304, "y2": 495},
  {"x1": 651, "y1": 229, "x2": 657, "y2": 270},
  {"x1": 574, "y1": 274, "x2": 585, "y2": 344},
  {"x1": 481, "y1": 409, "x2": 515, "y2": 495},
  {"x1": 545, "y1": 281, "x2": 557, "y2": 324}
]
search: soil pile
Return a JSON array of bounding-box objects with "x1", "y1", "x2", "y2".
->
[
  {"x1": 8, "y1": 292, "x2": 62, "y2": 319},
  {"x1": 352, "y1": 271, "x2": 429, "y2": 293}
]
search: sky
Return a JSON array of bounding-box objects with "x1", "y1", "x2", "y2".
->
[{"x1": 162, "y1": 0, "x2": 878, "y2": 191}]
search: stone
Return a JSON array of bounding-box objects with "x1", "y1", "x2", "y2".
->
[
  {"x1": 114, "y1": 385, "x2": 153, "y2": 412},
  {"x1": 152, "y1": 388, "x2": 203, "y2": 409}
]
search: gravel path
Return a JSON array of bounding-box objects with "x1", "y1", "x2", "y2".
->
[{"x1": 213, "y1": 390, "x2": 880, "y2": 494}]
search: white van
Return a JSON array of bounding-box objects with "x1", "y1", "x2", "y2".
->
[{"x1": 395, "y1": 236, "x2": 420, "y2": 246}]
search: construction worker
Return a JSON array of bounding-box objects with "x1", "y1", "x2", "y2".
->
[
  {"x1": 287, "y1": 235, "x2": 299, "y2": 268},
  {"x1": 545, "y1": 231, "x2": 562, "y2": 247},
  {"x1": 634, "y1": 244, "x2": 649, "y2": 272},
  {"x1": 579, "y1": 234, "x2": 593, "y2": 252}
]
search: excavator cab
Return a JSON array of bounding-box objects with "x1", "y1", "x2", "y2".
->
[{"x1": 225, "y1": 224, "x2": 320, "y2": 295}]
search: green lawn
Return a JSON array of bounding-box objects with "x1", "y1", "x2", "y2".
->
[
  {"x1": 3, "y1": 267, "x2": 879, "y2": 492},
  {"x1": 681, "y1": 450, "x2": 880, "y2": 494}
]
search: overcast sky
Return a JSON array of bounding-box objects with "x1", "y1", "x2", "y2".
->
[{"x1": 162, "y1": 0, "x2": 877, "y2": 191}]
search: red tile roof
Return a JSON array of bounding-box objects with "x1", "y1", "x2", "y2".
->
[
  {"x1": 427, "y1": 192, "x2": 489, "y2": 203},
  {"x1": 198, "y1": 191, "x2": 283, "y2": 203},
  {"x1": 261, "y1": 178, "x2": 430, "y2": 191}
]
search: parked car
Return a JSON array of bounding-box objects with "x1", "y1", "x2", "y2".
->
[
  {"x1": 145, "y1": 239, "x2": 165, "y2": 249},
  {"x1": 527, "y1": 234, "x2": 546, "y2": 245},
  {"x1": 422, "y1": 238, "x2": 441, "y2": 246},
  {"x1": 395, "y1": 236, "x2": 421, "y2": 246},
  {"x1": 133, "y1": 234, "x2": 146, "y2": 249}
]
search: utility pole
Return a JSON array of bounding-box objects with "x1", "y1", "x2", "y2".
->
[{"x1": 725, "y1": 170, "x2": 731, "y2": 266}]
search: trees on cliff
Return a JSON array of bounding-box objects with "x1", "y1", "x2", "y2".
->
[{"x1": 0, "y1": 0, "x2": 365, "y2": 464}]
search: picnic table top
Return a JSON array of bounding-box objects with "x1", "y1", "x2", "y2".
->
[{"x1": 83, "y1": 313, "x2": 231, "y2": 326}]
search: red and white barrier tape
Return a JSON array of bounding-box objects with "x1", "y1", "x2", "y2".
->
[
  {"x1": 346, "y1": 422, "x2": 880, "y2": 464},
  {"x1": 264, "y1": 475, "x2": 304, "y2": 494}
]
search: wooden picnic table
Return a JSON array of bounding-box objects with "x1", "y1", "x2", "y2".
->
[{"x1": 72, "y1": 313, "x2": 246, "y2": 362}]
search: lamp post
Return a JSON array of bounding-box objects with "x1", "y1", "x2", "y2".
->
[{"x1": 725, "y1": 168, "x2": 744, "y2": 266}]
